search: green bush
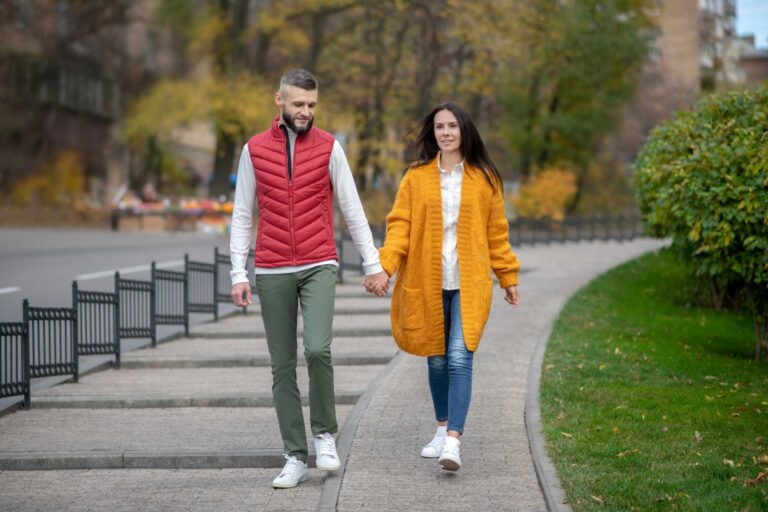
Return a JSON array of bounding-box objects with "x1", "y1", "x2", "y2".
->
[{"x1": 634, "y1": 85, "x2": 768, "y2": 359}]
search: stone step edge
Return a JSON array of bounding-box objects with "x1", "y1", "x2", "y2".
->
[
  {"x1": 189, "y1": 328, "x2": 392, "y2": 339},
  {"x1": 243, "y1": 308, "x2": 391, "y2": 316},
  {"x1": 31, "y1": 391, "x2": 361, "y2": 409},
  {"x1": 0, "y1": 449, "x2": 320, "y2": 471},
  {"x1": 121, "y1": 354, "x2": 393, "y2": 369}
]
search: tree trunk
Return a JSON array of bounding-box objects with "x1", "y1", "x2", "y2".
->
[{"x1": 209, "y1": 128, "x2": 236, "y2": 198}]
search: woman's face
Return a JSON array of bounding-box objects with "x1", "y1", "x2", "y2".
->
[{"x1": 434, "y1": 109, "x2": 461, "y2": 154}]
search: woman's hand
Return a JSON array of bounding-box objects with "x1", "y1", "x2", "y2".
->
[{"x1": 504, "y1": 285, "x2": 519, "y2": 307}]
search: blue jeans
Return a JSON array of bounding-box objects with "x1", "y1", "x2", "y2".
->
[{"x1": 427, "y1": 289, "x2": 474, "y2": 435}]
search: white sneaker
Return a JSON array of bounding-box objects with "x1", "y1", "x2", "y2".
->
[
  {"x1": 314, "y1": 433, "x2": 341, "y2": 471},
  {"x1": 420, "y1": 428, "x2": 447, "y2": 458},
  {"x1": 272, "y1": 455, "x2": 309, "y2": 489},
  {"x1": 438, "y1": 436, "x2": 461, "y2": 471}
]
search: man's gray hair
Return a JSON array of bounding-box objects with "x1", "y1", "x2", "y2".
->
[{"x1": 279, "y1": 68, "x2": 318, "y2": 92}]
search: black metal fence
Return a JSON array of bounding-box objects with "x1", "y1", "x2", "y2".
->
[
  {"x1": 73, "y1": 283, "x2": 120, "y2": 368},
  {"x1": 507, "y1": 214, "x2": 642, "y2": 247},
  {"x1": 0, "y1": 215, "x2": 644, "y2": 410},
  {"x1": 185, "y1": 254, "x2": 217, "y2": 321},
  {"x1": 26, "y1": 301, "x2": 79, "y2": 382},
  {"x1": 0, "y1": 322, "x2": 29, "y2": 408},
  {"x1": 116, "y1": 273, "x2": 155, "y2": 347},
  {"x1": 152, "y1": 263, "x2": 188, "y2": 336}
]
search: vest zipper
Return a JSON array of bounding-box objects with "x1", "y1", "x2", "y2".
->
[{"x1": 281, "y1": 125, "x2": 297, "y2": 263}]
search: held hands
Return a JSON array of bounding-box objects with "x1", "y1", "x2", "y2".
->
[
  {"x1": 504, "y1": 285, "x2": 520, "y2": 307},
  {"x1": 362, "y1": 271, "x2": 389, "y2": 297},
  {"x1": 231, "y1": 282, "x2": 252, "y2": 307}
]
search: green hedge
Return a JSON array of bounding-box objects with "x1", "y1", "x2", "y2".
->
[{"x1": 634, "y1": 85, "x2": 768, "y2": 359}]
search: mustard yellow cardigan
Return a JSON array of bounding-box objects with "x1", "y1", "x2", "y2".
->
[{"x1": 379, "y1": 158, "x2": 521, "y2": 357}]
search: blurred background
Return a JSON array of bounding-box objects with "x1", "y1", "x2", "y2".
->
[{"x1": 0, "y1": 0, "x2": 766, "y2": 229}]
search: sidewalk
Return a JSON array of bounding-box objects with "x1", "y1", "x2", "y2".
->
[
  {"x1": 334, "y1": 238, "x2": 666, "y2": 512},
  {"x1": 0, "y1": 239, "x2": 666, "y2": 511}
]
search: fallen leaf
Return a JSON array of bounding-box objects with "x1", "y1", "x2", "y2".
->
[
  {"x1": 745, "y1": 469, "x2": 768, "y2": 487},
  {"x1": 724, "y1": 459, "x2": 735, "y2": 467},
  {"x1": 694, "y1": 431, "x2": 703, "y2": 442},
  {"x1": 613, "y1": 426, "x2": 620, "y2": 433},
  {"x1": 590, "y1": 495, "x2": 604, "y2": 504},
  {"x1": 561, "y1": 432, "x2": 573, "y2": 439}
]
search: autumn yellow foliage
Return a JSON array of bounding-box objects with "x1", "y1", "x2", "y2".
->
[
  {"x1": 510, "y1": 167, "x2": 577, "y2": 220},
  {"x1": 11, "y1": 150, "x2": 86, "y2": 208}
]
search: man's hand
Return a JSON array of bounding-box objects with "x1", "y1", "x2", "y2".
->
[
  {"x1": 504, "y1": 285, "x2": 520, "y2": 307},
  {"x1": 232, "y1": 282, "x2": 252, "y2": 307},
  {"x1": 362, "y1": 271, "x2": 389, "y2": 297}
]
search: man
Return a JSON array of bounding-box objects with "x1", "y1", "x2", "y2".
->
[{"x1": 230, "y1": 68, "x2": 388, "y2": 489}]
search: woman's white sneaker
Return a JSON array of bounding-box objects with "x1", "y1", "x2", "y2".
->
[
  {"x1": 272, "y1": 455, "x2": 309, "y2": 488},
  {"x1": 438, "y1": 436, "x2": 461, "y2": 471},
  {"x1": 314, "y1": 433, "x2": 341, "y2": 471},
  {"x1": 420, "y1": 427, "x2": 447, "y2": 458}
]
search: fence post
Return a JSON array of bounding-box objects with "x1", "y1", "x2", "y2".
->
[
  {"x1": 183, "y1": 254, "x2": 190, "y2": 336},
  {"x1": 150, "y1": 262, "x2": 157, "y2": 347},
  {"x1": 212, "y1": 249, "x2": 219, "y2": 322},
  {"x1": 22, "y1": 299, "x2": 31, "y2": 409},
  {"x1": 70, "y1": 282, "x2": 79, "y2": 383},
  {"x1": 113, "y1": 275, "x2": 121, "y2": 368}
]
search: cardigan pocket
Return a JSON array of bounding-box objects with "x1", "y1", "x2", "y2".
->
[{"x1": 400, "y1": 286, "x2": 423, "y2": 331}]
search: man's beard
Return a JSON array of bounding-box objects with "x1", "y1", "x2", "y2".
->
[{"x1": 282, "y1": 111, "x2": 314, "y2": 135}]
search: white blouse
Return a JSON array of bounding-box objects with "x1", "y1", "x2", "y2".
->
[{"x1": 438, "y1": 153, "x2": 464, "y2": 290}]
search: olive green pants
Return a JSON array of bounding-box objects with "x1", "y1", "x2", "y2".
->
[{"x1": 255, "y1": 264, "x2": 337, "y2": 462}]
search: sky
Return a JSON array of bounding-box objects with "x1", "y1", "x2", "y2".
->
[{"x1": 736, "y1": 0, "x2": 768, "y2": 49}]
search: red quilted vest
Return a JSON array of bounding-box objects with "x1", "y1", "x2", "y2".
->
[{"x1": 248, "y1": 117, "x2": 338, "y2": 268}]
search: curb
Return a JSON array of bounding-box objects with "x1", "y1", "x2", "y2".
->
[
  {"x1": 317, "y1": 350, "x2": 405, "y2": 512},
  {"x1": 189, "y1": 328, "x2": 393, "y2": 339},
  {"x1": 0, "y1": 449, "x2": 316, "y2": 471},
  {"x1": 30, "y1": 392, "x2": 362, "y2": 409},
  {"x1": 525, "y1": 317, "x2": 573, "y2": 511},
  {"x1": 120, "y1": 354, "x2": 392, "y2": 369}
]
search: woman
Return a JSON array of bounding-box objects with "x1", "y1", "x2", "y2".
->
[{"x1": 376, "y1": 102, "x2": 520, "y2": 472}]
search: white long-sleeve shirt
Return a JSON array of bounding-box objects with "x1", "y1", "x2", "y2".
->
[
  {"x1": 438, "y1": 152, "x2": 464, "y2": 290},
  {"x1": 230, "y1": 133, "x2": 383, "y2": 285}
]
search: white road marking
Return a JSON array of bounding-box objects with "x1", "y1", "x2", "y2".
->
[
  {"x1": 75, "y1": 260, "x2": 184, "y2": 281},
  {"x1": 0, "y1": 286, "x2": 21, "y2": 295}
]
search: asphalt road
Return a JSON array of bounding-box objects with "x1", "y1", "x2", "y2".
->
[{"x1": 0, "y1": 228, "x2": 230, "y2": 323}]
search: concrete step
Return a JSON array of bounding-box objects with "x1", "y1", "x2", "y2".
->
[
  {"x1": 32, "y1": 366, "x2": 385, "y2": 402},
  {"x1": 31, "y1": 391, "x2": 362, "y2": 409},
  {"x1": 121, "y1": 336, "x2": 397, "y2": 369},
  {"x1": 240, "y1": 295, "x2": 391, "y2": 315},
  {"x1": 0, "y1": 468, "x2": 324, "y2": 511},
  {"x1": 0, "y1": 405, "x2": 353, "y2": 470},
  {"x1": 190, "y1": 313, "x2": 392, "y2": 339}
]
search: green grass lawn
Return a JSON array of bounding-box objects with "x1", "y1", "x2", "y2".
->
[{"x1": 541, "y1": 248, "x2": 768, "y2": 511}]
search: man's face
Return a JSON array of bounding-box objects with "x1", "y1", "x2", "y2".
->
[{"x1": 275, "y1": 85, "x2": 318, "y2": 135}]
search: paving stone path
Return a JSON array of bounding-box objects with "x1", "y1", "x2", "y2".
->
[{"x1": 0, "y1": 240, "x2": 666, "y2": 511}]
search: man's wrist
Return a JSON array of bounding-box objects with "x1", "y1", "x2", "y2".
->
[
  {"x1": 231, "y1": 275, "x2": 250, "y2": 286},
  {"x1": 363, "y1": 263, "x2": 385, "y2": 275}
]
